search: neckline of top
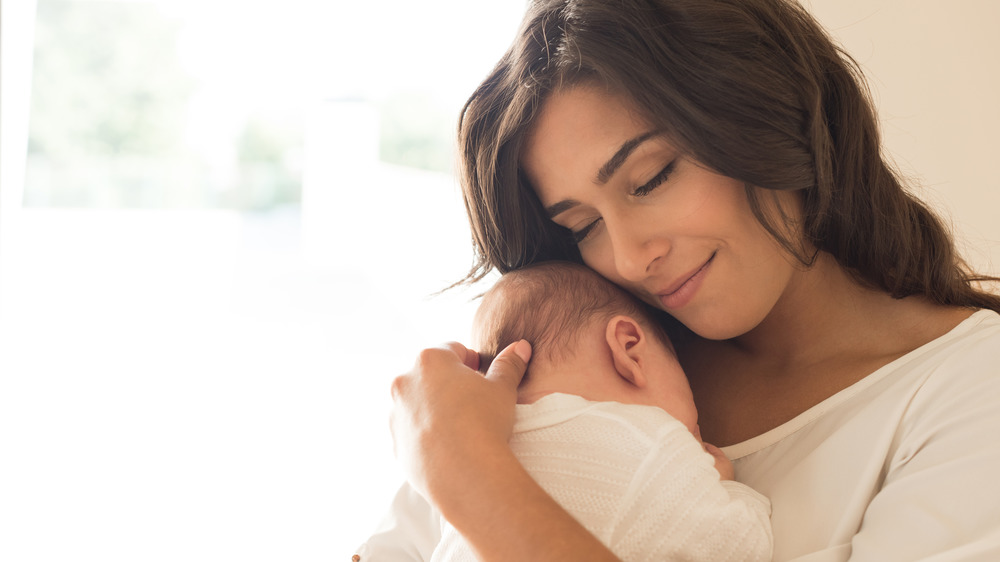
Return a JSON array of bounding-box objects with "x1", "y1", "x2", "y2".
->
[{"x1": 721, "y1": 308, "x2": 999, "y2": 459}]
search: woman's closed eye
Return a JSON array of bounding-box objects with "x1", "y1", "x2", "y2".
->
[
  {"x1": 631, "y1": 160, "x2": 677, "y2": 197},
  {"x1": 570, "y1": 217, "x2": 602, "y2": 244},
  {"x1": 565, "y1": 160, "x2": 676, "y2": 244}
]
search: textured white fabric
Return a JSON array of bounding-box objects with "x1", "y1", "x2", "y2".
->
[
  {"x1": 430, "y1": 394, "x2": 772, "y2": 562},
  {"x1": 354, "y1": 483, "x2": 442, "y2": 561},
  {"x1": 356, "y1": 309, "x2": 1000, "y2": 562}
]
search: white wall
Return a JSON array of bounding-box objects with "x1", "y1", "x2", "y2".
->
[{"x1": 808, "y1": 0, "x2": 1000, "y2": 275}]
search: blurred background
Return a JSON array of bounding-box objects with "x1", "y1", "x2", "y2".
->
[{"x1": 1, "y1": 0, "x2": 997, "y2": 560}]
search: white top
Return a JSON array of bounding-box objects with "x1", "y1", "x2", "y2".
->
[
  {"x1": 355, "y1": 309, "x2": 1000, "y2": 561},
  {"x1": 430, "y1": 394, "x2": 772, "y2": 562},
  {"x1": 724, "y1": 308, "x2": 1000, "y2": 561}
]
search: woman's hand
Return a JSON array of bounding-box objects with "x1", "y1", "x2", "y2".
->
[
  {"x1": 389, "y1": 340, "x2": 532, "y2": 501},
  {"x1": 391, "y1": 340, "x2": 621, "y2": 561}
]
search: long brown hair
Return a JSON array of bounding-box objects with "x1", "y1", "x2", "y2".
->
[{"x1": 457, "y1": 0, "x2": 1000, "y2": 312}]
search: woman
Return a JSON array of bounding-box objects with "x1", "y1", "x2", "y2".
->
[{"x1": 373, "y1": 0, "x2": 1000, "y2": 560}]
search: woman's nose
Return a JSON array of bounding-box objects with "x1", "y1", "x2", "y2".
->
[{"x1": 608, "y1": 220, "x2": 669, "y2": 283}]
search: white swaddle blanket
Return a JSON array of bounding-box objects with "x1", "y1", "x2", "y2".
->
[{"x1": 430, "y1": 393, "x2": 772, "y2": 562}]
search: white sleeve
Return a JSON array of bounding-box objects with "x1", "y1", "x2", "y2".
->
[
  {"x1": 608, "y1": 423, "x2": 773, "y2": 562},
  {"x1": 846, "y1": 357, "x2": 1000, "y2": 561},
  {"x1": 353, "y1": 482, "x2": 442, "y2": 562}
]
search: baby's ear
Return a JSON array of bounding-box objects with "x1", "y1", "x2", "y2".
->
[{"x1": 605, "y1": 315, "x2": 648, "y2": 388}]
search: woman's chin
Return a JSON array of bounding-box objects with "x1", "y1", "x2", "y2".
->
[{"x1": 677, "y1": 310, "x2": 763, "y2": 342}]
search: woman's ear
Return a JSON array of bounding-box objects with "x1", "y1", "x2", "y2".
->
[{"x1": 605, "y1": 315, "x2": 648, "y2": 388}]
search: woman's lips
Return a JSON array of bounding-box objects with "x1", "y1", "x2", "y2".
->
[{"x1": 658, "y1": 252, "x2": 716, "y2": 310}]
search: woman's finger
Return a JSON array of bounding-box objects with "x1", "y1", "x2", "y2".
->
[
  {"x1": 440, "y1": 341, "x2": 481, "y2": 371},
  {"x1": 484, "y1": 339, "x2": 532, "y2": 389}
]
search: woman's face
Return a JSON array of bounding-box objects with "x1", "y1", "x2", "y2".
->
[{"x1": 521, "y1": 84, "x2": 802, "y2": 340}]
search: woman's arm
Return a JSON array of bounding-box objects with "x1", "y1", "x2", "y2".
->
[{"x1": 390, "y1": 341, "x2": 620, "y2": 561}]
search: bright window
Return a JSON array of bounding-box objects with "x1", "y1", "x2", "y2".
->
[{"x1": 1, "y1": 1, "x2": 520, "y2": 559}]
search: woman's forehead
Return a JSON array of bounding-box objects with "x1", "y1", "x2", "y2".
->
[{"x1": 521, "y1": 86, "x2": 652, "y2": 192}]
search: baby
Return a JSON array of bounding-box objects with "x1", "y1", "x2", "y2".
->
[{"x1": 430, "y1": 261, "x2": 772, "y2": 561}]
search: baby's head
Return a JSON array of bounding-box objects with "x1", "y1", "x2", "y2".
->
[{"x1": 473, "y1": 261, "x2": 697, "y2": 431}]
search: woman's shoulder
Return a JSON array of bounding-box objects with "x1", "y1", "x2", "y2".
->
[
  {"x1": 895, "y1": 308, "x2": 1000, "y2": 414},
  {"x1": 731, "y1": 309, "x2": 1000, "y2": 562},
  {"x1": 723, "y1": 308, "x2": 1000, "y2": 458},
  {"x1": 955, "y1": 307, "x2": 1000, "y2": 334},
  {"x1": 839, "y1": 305, "x2": 1000, "y2": 395},
  {"x1": 839, "y1": 307, "x2": 1000, "y2": 413},
  {"x1": 910, "y1": 307, "x2": 1000, "y2": 363}
]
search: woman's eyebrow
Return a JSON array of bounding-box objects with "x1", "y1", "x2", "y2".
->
[
  {"x1": 595, "y1": 130, "x2": 660, "y2": 184},
  {"x1": 545, "y1": 199, "x2": 580, "y2": 218},
  {"x1": 545, "y1": 129, "x2": 662, "y2": 218}
]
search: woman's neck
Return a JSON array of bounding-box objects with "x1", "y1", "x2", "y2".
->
[
  {"x1": 733, "y1": 254, "x2": 864, "y2": 363},
  {"x1": 728, "y1": 252, "x2": 951, "y2": 369},
  {"x1": 683, "y1": 251, "x2": 974, "y2": 445}
]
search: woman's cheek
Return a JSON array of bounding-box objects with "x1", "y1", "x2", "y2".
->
[{"x1": 579, "y1": 238, "x2": 620, "y2": 284}]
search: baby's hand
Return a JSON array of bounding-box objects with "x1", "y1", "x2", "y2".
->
[
  {"x1": 692, "y1": 425, "x2": 734, "y2": 480},
  {"x1": 704, "y1": 442, "x2": 734, "y2": 481}
]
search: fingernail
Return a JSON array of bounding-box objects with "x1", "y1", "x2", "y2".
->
[{"x1": 513, "y1": 340, "x2": 532, "y2": 363}]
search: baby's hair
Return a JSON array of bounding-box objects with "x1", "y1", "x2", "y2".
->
[{"x1": 474, "y1": 261, "x2": 673, "y2": 373}]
